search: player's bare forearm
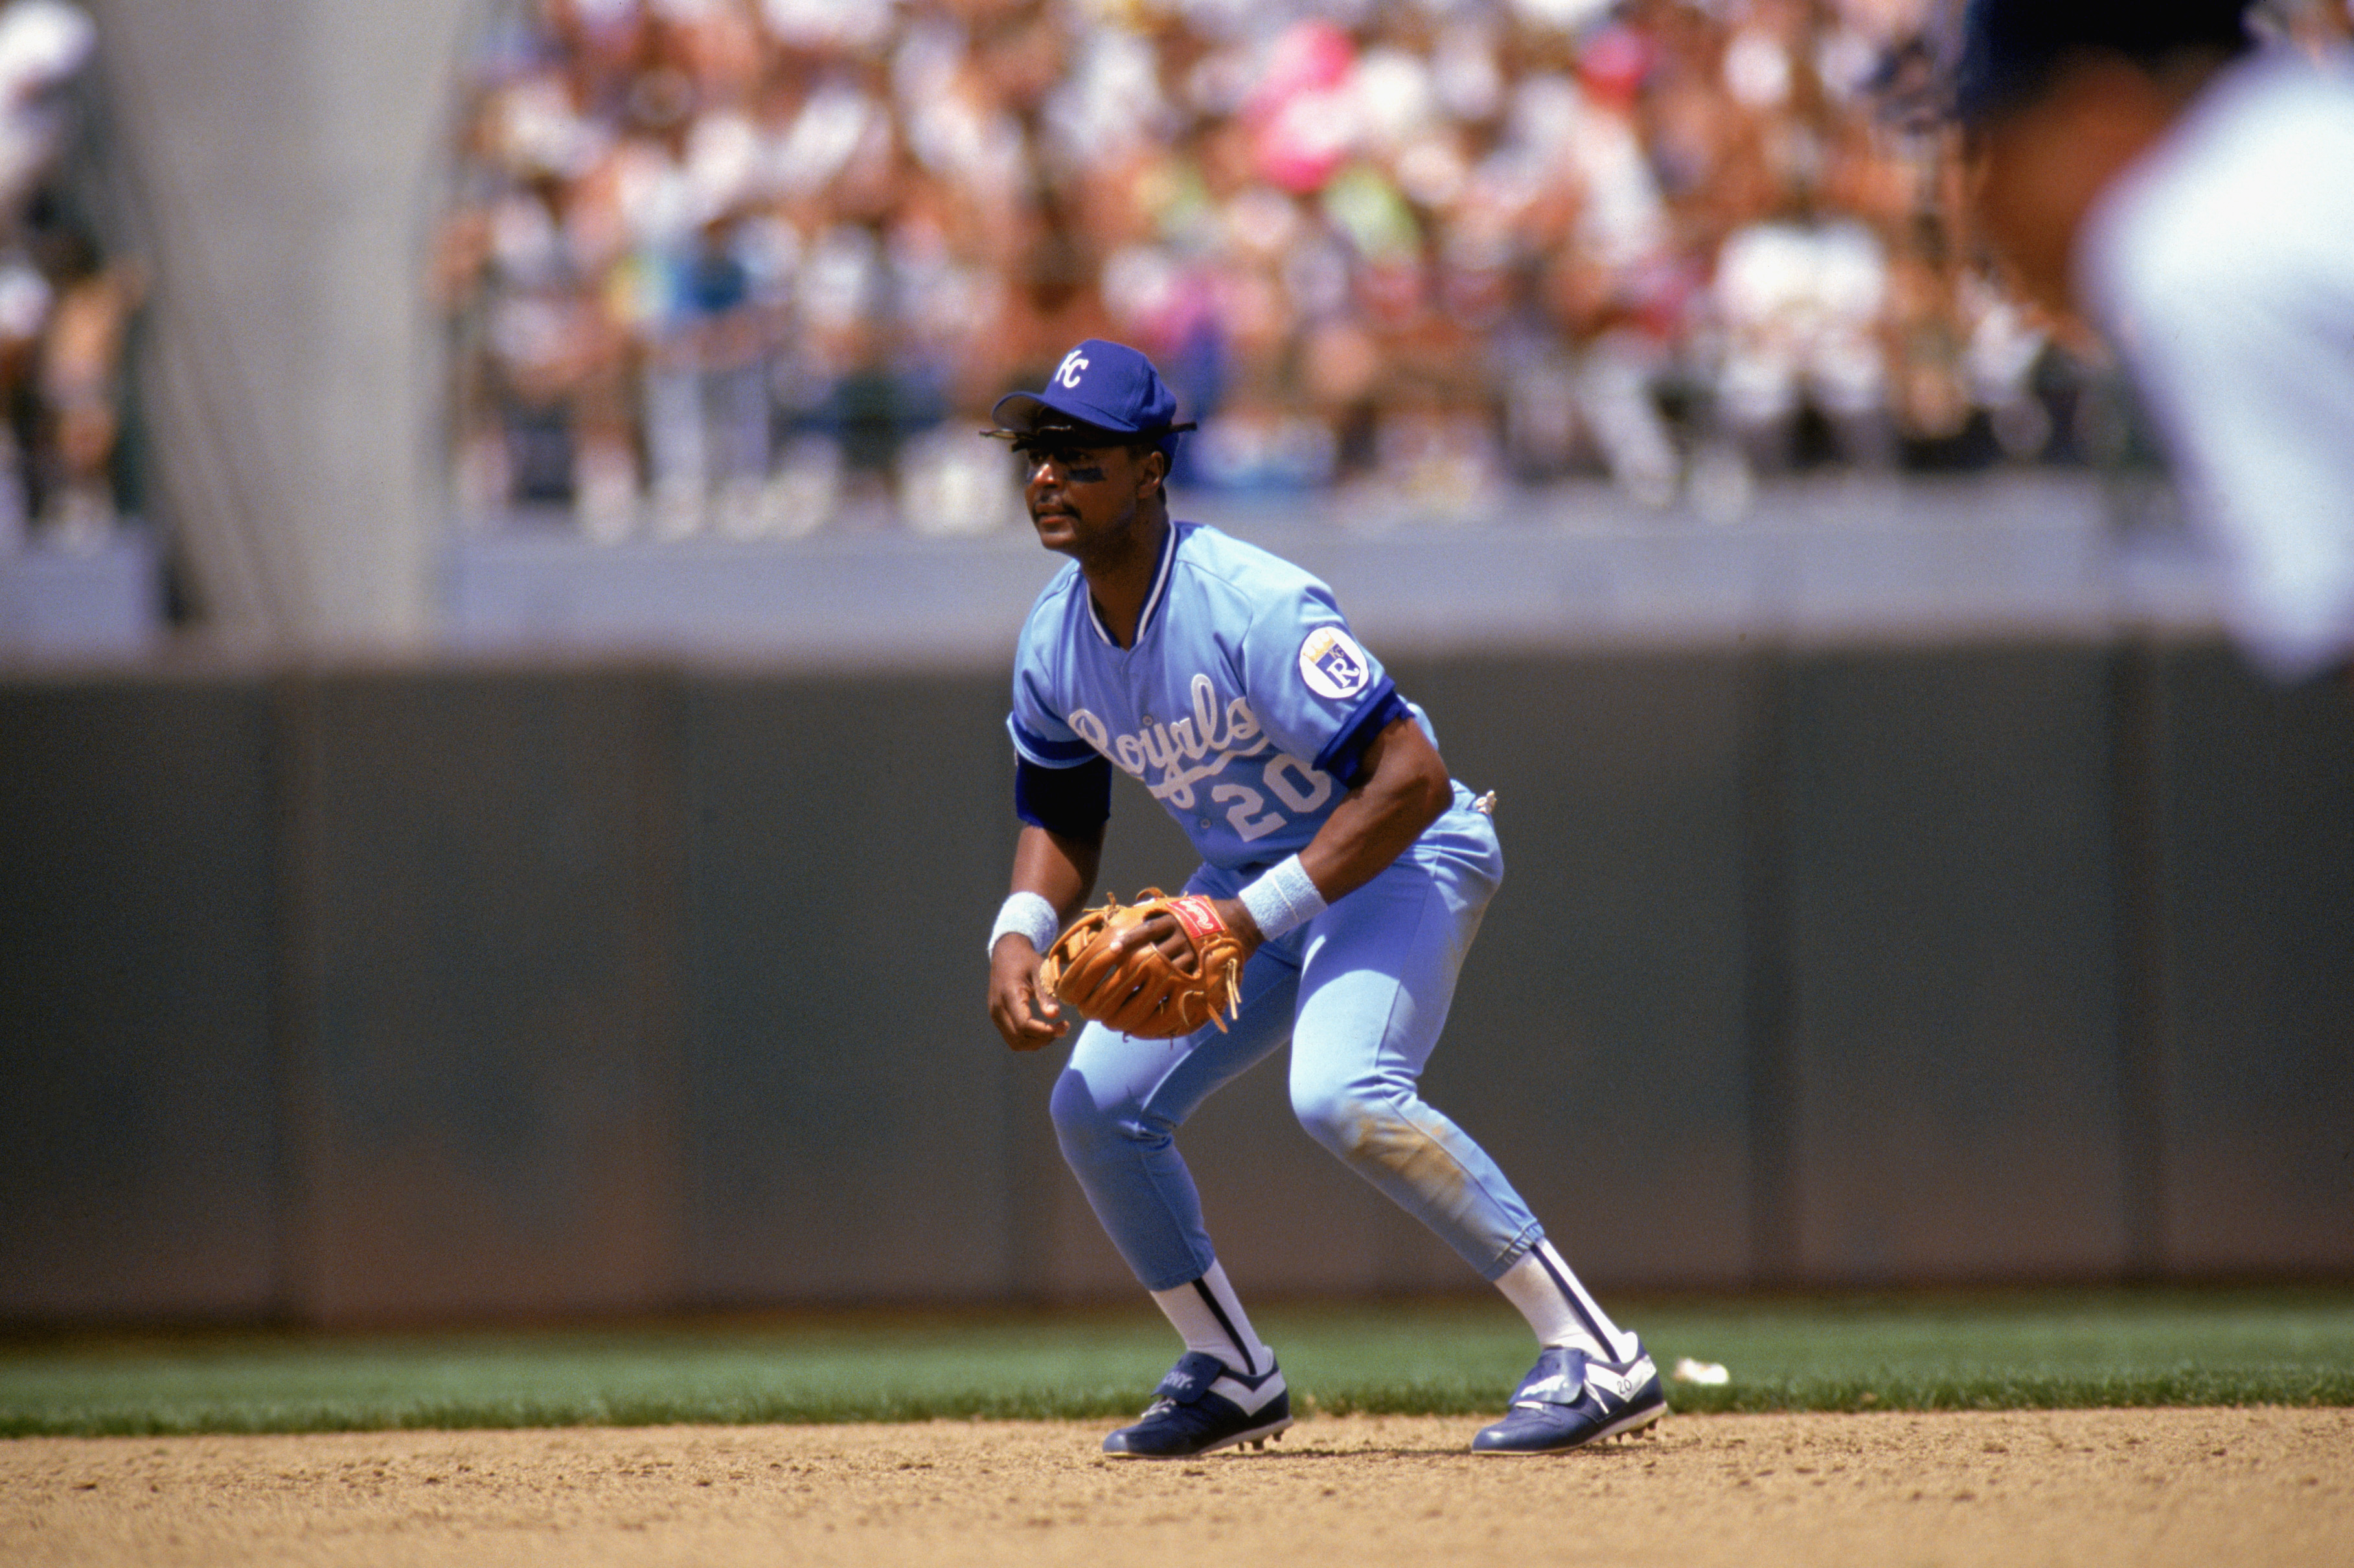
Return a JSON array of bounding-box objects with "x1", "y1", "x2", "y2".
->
[
  {"x1": 1294, "y1": 716, "x2": 1452, "y2": 904},
  {"x1": 988, "y1": 823, "x2": 1106, "y2": 1052},
  {"x1": 1010, "y1": 823, "x2": 1103, "y2": 920}
]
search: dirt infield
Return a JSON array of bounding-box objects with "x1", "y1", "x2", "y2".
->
[{"x1": 5, "y1": 1408, "x2": 2349, "y2": 1568}]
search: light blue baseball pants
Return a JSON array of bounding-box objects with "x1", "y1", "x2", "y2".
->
[{"x1": 1049, "y1": 786, "x2": 1547, "y2": 1291}]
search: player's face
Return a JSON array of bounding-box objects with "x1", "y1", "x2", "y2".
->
[
  {"x1": 1971, "y1": 115, "x2": 2090, "y2": 315},
  {"x1": 1016, "y1": 438, "x2": 1164, "y2": 556},
  {"x1": 1968, "y1": 59, "x2": 2183, "y2": 317}
]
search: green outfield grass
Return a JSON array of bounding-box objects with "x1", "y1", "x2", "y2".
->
[{"x1": 3, "y1": 1288, "x2": 2350, "y2": 1438}]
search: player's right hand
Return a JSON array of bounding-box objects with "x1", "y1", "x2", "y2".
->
[
  {"x1": 1113, "y1": 895, "x2": 1262, "y2": 973},
  {"x1": 987, "y1": 936, "x2": 1069, "y2": 1052}
]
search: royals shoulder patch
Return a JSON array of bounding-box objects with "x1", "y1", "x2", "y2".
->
[{"x1": 1297, "y1": 626, "x2": 1371, "y2": 700}]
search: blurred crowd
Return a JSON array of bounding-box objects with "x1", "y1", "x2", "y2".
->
[
  {"x1": 0, "y1": 0, "x2": 132, "y2": 554},
  {"x1": 439, "y1": 0, "x2": 2127, "y2": 540}
]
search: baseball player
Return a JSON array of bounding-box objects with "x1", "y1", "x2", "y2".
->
[
  {"x1": 981, "y1": 339, "x2": 1663, "y2": 1459},
  {"x1": 1963, "y1": 0, "x2": 2354, "y2": 681}
]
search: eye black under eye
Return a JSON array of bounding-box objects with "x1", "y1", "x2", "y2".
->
[{"x1": 1016, "y1": 446, "x2": 1107, "y2": 478}]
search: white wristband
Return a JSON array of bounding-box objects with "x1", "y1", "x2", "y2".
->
[
  {"x1": 988, "y1": 891, "x2": 1062, "y2": 960},
  {"x1": 1238, "y1": 854, "x2": 1327, "y2": 941}
]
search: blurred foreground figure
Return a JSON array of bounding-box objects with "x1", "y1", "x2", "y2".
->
[{"x1": 1963, "y1": 0, "x2": 2354, "y2": 680}]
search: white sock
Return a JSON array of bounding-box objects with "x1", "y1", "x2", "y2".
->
[
  {"x1": 1148, "y1": 1259, "x2": 1272, "y2": 1376},
  {"x1": 1494, "y1": 1240, "x2": 1638, "y2": 1363}
]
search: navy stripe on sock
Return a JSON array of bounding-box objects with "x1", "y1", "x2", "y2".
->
[
  {"x1": 1190, "y1": 1277, "x2": 1256, "y2": 1376},
  {"x1": 1531, "y1": 1245, "x2": 1611, "y2": 1356}
]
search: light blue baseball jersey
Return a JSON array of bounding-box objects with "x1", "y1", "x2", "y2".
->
[{"x1": 1008, "y1": 520, "x2": 1413, "y2": 871}]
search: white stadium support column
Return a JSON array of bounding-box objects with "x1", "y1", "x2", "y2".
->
[{"x1": 84, "y1": 0, "x2": 478, "y2": 645}]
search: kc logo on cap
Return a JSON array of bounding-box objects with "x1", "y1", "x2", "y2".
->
[{"x1": 988, "y1": 339, "x2": 1198, "y2": 442}]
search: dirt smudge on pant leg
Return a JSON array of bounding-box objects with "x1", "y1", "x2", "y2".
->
[{"x1": 1331, "y1": 1099, "x2": 1474, "y2": 1218}]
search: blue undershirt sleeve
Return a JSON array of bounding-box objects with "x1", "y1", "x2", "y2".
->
[{"x1": 1015, "y1": 755, "x2": 1113, "y2": 836}]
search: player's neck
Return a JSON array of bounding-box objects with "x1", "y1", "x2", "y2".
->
[{"x1": 1078, "y1": 508, "x2": 1169, "y2": 650}]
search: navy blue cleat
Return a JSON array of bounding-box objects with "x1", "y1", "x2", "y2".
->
[
  {"x1": 1103, "y1": 1352, "x2": 1292, "y2": 1459},
  {"x1": 1471, "y1": 1343, "x2": 1667, "y2": 1455}
]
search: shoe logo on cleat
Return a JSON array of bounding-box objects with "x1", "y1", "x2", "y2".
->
[{"x1": 1515, "y1": 1372, "x2": 1580, "y2": 1405}]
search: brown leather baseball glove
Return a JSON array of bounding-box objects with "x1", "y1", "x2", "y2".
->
[{"x1": 1038, "y1": 889, "x2": 1247, "y2": 1039}]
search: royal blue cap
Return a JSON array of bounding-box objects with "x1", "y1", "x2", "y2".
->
[{"x1": 988, "y1": 339, "x2": 1196, "y2": 441}]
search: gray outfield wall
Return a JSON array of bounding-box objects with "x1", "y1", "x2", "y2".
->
[{"x1": 2, "y1": 641, "x2": 2349, "y2": 1325}]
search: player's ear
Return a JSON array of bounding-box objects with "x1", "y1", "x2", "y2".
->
[{"x1": 1134, "y1": 444, "x2": 1169, "y2": 499}]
